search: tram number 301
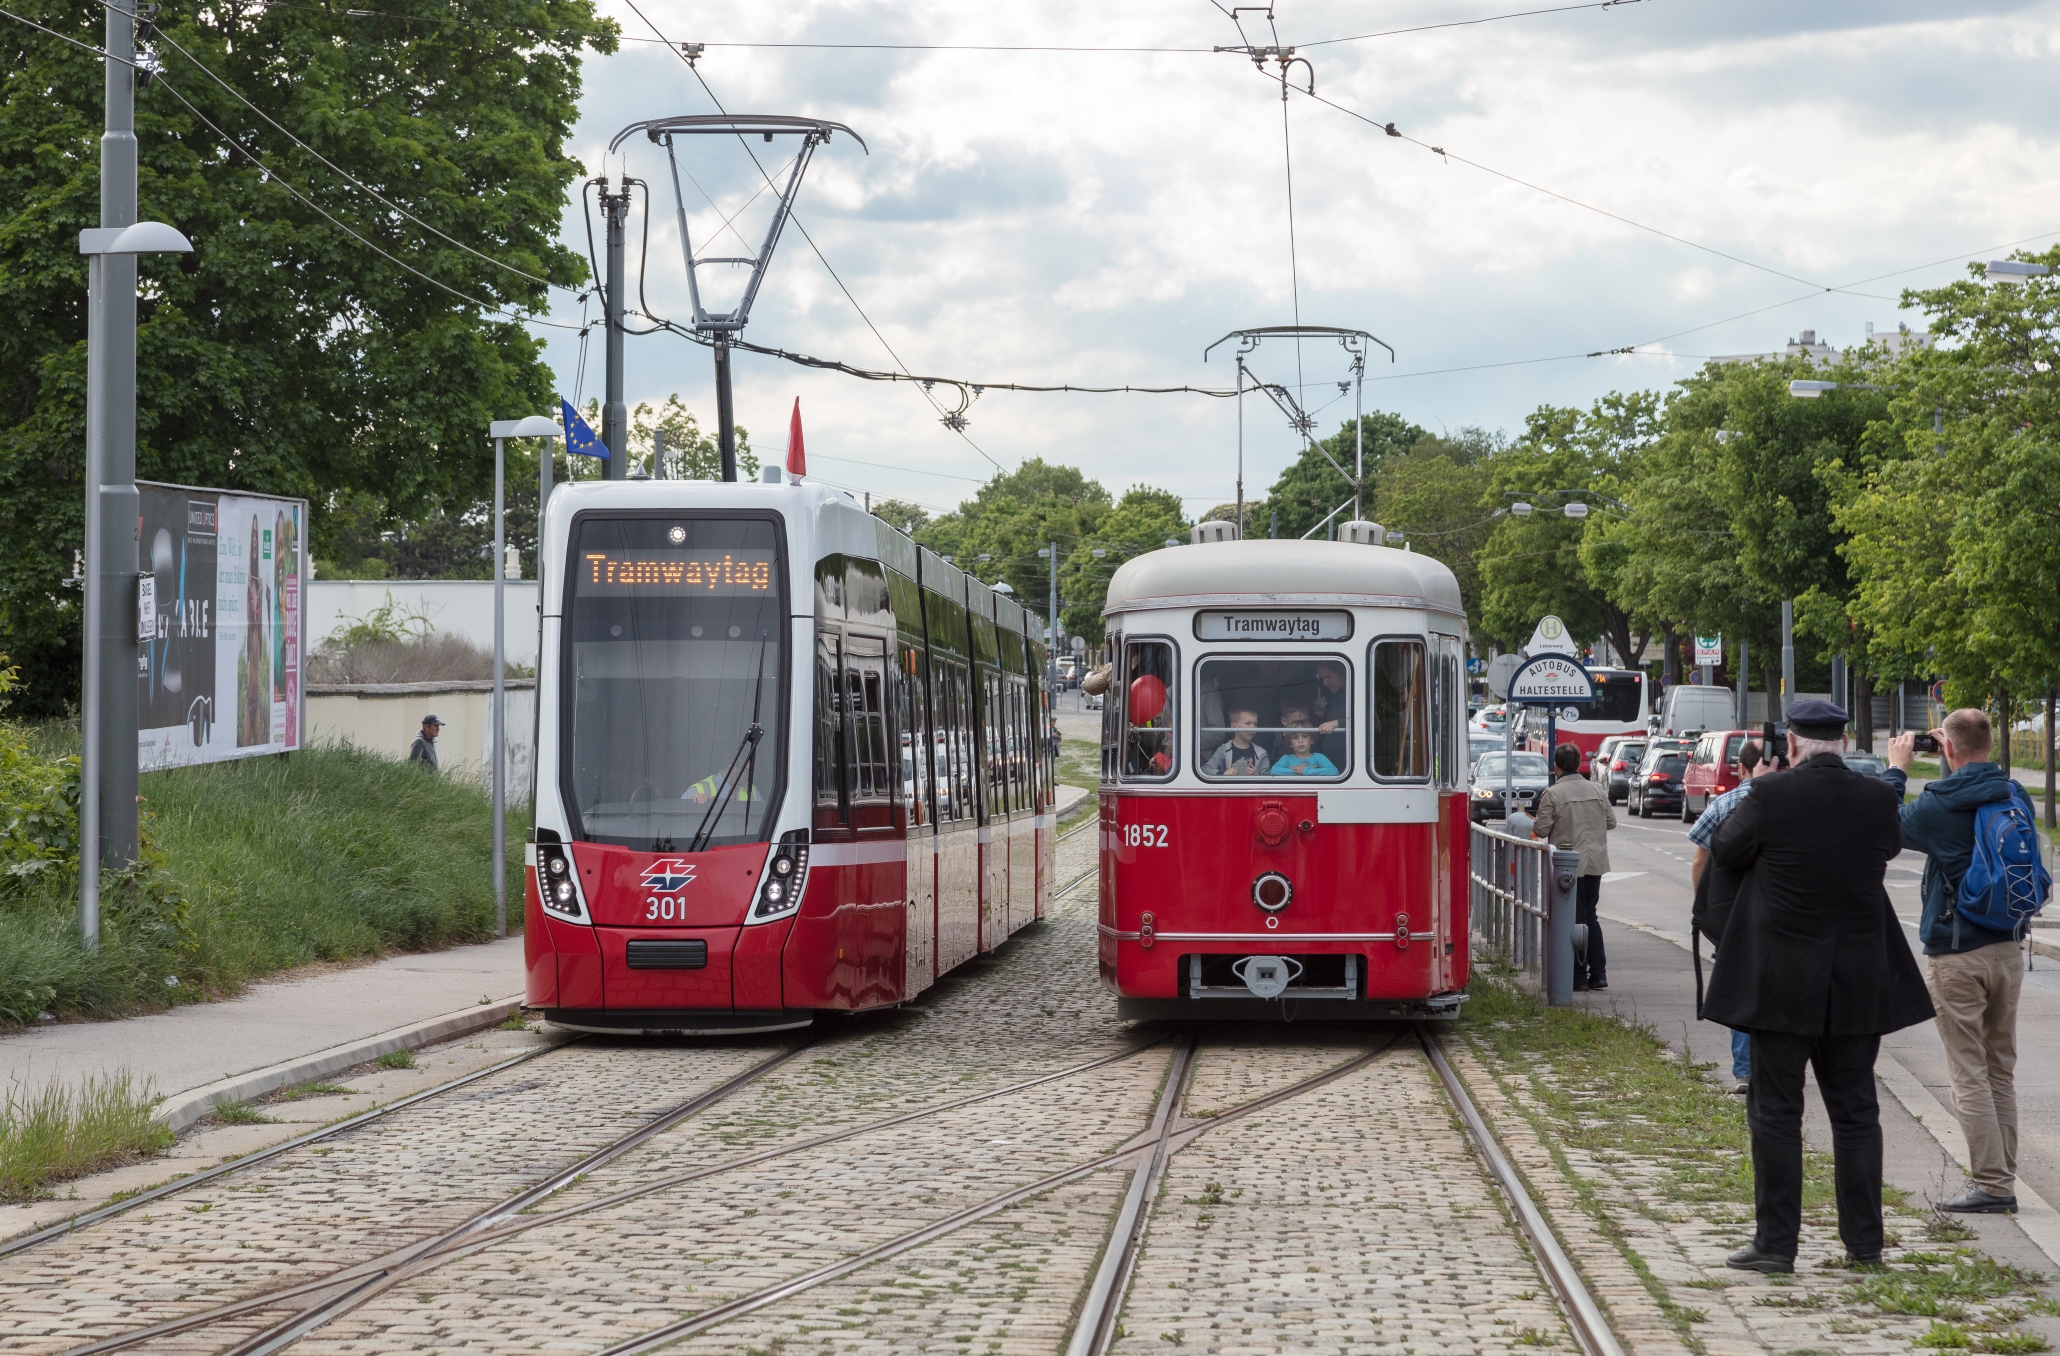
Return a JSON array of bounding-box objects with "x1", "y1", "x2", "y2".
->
[
  {"x1": 1122, "y1": 824, "x2": 1170, "y2": 848},
  {"x1": 645, "y1": 896, "x2": 691, "y2": 920}
]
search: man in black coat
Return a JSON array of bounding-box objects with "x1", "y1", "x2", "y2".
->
[{"x1": 1706, "y1": 699, "x2": 1935, "y2": 1272}]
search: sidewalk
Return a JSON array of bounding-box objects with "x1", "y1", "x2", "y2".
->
[{"x1": 1, "y1": 936, "x2": 526, "y2": 1110}]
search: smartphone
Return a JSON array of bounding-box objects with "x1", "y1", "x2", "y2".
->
[
  {"x1": 1761, "y1": 721, "x2": 1788, "y2": 759},
  {"x1": 1912, "y1": 733, "x2": 1941, "y2": 754}
]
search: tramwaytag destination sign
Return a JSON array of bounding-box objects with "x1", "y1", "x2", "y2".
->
[
  {"x1": 1194, "y1": 609, "x2": 1352, "y2": 642},
  {"x1": 1506, "y1": 655, "x2": 1595, "y2": 707}
]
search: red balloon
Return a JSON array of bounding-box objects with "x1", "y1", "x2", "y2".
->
[{"x1": 1129, "y1": 674, "x2": 1168, "y2": 724}]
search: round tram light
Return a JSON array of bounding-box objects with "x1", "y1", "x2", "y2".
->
[
  {"x1": 773, "y1": 855, "x2": 794, "y2": 876},
  {"x1": 1128, "y1": 674, "x2": 1168, "y2": 723},
  {"x1": 1251, "y1": 871, "x2": 1293, "y2": 913}
]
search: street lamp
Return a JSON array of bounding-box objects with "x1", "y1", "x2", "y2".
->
[
  {"x1": 1510, "y1": 501, "x2": 1534, "y2": 517},
  {"x1": 488, "y1": 415, "x2": 564, "y2": 938},
  {"x1": 1788, "y1": 379, "x2": 1882, "y2": 398},
  {"x1": 1986, "y1": 260, "x2": 2052, "y2": 282},
  {"x1": 77, "y1": 219, "x2": 193, "y2": 950}
]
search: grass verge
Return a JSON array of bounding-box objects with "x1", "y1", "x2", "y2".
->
[
  {"x1": 1, "y1": 1071, "x2": 172, "y2": 1201},
  {"x1": 1, "y1": 727, "x2": 526, "y2": 1031}
]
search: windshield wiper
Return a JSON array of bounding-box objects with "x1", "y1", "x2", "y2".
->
[{"x1": 687, "y1": 639, "x2": 770, "y2": 854}]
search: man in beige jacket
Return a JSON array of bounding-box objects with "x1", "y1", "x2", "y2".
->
[{"x1": 1532, "y1": 741, "x2": 1617, "y2": 991}]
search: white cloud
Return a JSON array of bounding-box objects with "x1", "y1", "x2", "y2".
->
[{"x1": 530, "y1": 0, "x2": 2060, "y2": 515}]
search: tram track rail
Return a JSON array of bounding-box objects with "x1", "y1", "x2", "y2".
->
[{"x1": 52, "y1": 1036, "x2": 1167, "y2": 1356}]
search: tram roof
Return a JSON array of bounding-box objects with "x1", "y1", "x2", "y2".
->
[{"x1": 1103, "y1": 538, "x2": 1464, "y2": 620}]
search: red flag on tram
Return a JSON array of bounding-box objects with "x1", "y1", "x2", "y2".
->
[{"x1": 786, "y1": 399, "x2": 806, "y2": 480}]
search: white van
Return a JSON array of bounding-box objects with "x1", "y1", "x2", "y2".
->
[{"x1": 1653, "y1": 684, "x2": 1735, "y2": 737}]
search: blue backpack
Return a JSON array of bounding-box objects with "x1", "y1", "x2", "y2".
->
[{"x1": 1954, "y1": 785, "x2": 2051, "y2": 937}]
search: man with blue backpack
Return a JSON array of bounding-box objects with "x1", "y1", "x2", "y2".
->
[{"x1": 1887, "y1": 709, "x2": 2051, "y2": 1215}]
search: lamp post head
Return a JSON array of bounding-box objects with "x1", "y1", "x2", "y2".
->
[
  {"x1": 1563, "y1": 502, "x2": 1589, "y2": 520},
  {"x1": 1985, "y1": 260, "x2": 2051, "y2": 283},
  {"x1": 79, "y1": 222, "x2": 193, "y2": 255},
  {"x1": 1510, "y1": 501, "x2": 1534, "y2": 517},
  {"x1": 490, "y1": 415, "x2": 566, "y2": 439},
  {"x1": 1788, "y1": 380, "x2": 1837, "y2": 398}
]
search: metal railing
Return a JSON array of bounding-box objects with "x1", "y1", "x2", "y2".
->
[{"x1": 1470, "y1": 822, "x2": 1580, "y2": 1003}]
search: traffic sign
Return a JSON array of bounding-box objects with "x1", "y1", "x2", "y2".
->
[
  {"x1": 1466, "y1": 657, "x2": 1487, "y2": 676},
  {"x1": 1694, "y1": 634, "x2": 1722, "y2": 666},
  {"x1": 1507, "y1": 655, "x2": 1595, "y2": 707},
  {"x1": 1486, "y1": 653, "x2": 1522, "y2": 700},
  {"x1": 1524, "y1": 615, "x2": 1579, "y2": 657}
]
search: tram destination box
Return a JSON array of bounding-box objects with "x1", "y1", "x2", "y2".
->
[{"x1": 1193, "y1": 609, "x2": 1352, "y2": 642}]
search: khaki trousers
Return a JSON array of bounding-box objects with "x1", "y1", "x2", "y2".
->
[{"x1": 1925, "y1": 943, "x2": 2024, "y2": 1195}]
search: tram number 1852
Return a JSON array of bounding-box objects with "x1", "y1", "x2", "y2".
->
[{"x1": 1121, "y1": 823, "x2": 1170, "y2": 848}]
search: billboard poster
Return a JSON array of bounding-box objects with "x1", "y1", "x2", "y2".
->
[{"x1": 138, "y1": 482, "x2": 306, "y2": 769}]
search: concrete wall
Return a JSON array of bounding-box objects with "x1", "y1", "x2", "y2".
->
[
  {"x1": 307, "y1": 580, "x2": 541, "y2": 669},
  {"x1": 306, "y1": 681, "x2": 535, "y2": 796}
]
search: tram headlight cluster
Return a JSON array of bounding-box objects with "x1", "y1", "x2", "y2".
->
[
  {"x1": 537, "y1": 843, "x2": 584, "y2": 919},
  {"x1": 753, "y1": 830, "x2": 810, "y2": 922}
]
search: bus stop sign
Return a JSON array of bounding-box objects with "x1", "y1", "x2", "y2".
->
[{"x1": 1507, "y1": 655, "x2": 1595, "y2": 708}]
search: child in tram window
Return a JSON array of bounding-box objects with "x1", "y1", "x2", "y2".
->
[
  {"x1": 1272, "y1": 718, "x2": 1339, "y2": 777},
  {"x1": 1202, "y1": 707, "x2": 1271, "y2": 777}
]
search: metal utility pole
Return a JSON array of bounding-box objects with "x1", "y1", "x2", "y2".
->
[
  {"x1": 1047, "y1": 542, "x2": 1059, "y2": 699},
  {"x1": 652, "y1": 426, "x2": 666, "y2": 480},
  {"x1": 1831, "y1": 653, "x2": 1847, "y2": 715},
  {"x1": 599, "y1": 180, "x2": 631, "y2": 482},
  {"x1": 77, "y1": 0, "x2": 190, "y2": 948},
  {"x1": 613, "y1": 114, "x2": 864, "y2": 484},
  {"x1": 1779, "y1": 599, "x2": 1796, "y2": 721},
  {"x1": 1352, "y1": 348, "x2": 1365, "y2": 522},
  {"x1": 488, "y1": 418, "x2": 563, "y2": 938},
  {"x1": 1736, "y1": 638, "x2": 1749, "y2": 729}
]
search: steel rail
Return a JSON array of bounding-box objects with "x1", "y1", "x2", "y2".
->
[
  {"x1": 57, "y1": 1040, "x2": 813, "y2": 1356},
  {"x1": 598, "y1": 1033, "x2": 1404, "y2": 1356},
  {"x1": 1417, "y1": 1025, "x2": 1627, "y2": 1356},
  {"x1": 0, "y1": 1038, "x2": 571, "y2": 1261},
  {"x1": 1065, "y1": 1036, "x2": 1197, "y2": 1356},
  {"x1": 55, "y1": 1038, "x2": 1165, "y2": 1356}
]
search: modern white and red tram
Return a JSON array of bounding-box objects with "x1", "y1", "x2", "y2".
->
[
  {"x1": 524, "y1": 478, "x2": 1056, "y2": 1033},
  {"x1": 1097, "y1": 523, "x2": 1473, "y2": 1020}
]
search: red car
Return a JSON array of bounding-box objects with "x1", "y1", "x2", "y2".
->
[{"x1": 1679, "y1": 728, "x2": 1754, "y2": 821}]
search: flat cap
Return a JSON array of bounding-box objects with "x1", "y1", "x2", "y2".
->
[{"x1": 1786, "y1": 697, "x2": 1848, "y2": 738}]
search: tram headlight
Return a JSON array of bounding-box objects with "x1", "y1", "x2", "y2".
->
[
  {"x1": 752, "y1": 830, "x2": 809, "y2": 922},
  {"x1": 537, "y1": 843, "x2": 585, "y2": 920}
]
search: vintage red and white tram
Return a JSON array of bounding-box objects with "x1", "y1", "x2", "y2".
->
[
  {"x1": 1097, "y1": 523, "x2": 1472, "y2": 1020},
  {"x1": 524, "y1": 478, "x2": 1056, "y2": 1033}
]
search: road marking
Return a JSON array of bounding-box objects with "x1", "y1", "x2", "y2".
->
[{"x1": 1599, "y1": 871, "x2": 1646, "y2": 884}]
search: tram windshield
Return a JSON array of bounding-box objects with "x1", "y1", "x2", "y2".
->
[
  {"x1": 1196, "y1": 656, "x2": 1351, "y2": 779},
  {"x1": 563, "y1": 516, "x2": 785, "y2": 849}
]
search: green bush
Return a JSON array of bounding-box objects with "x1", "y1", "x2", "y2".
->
[
  {"x1": 0, "y1": 716, "x2": 524, "y2": 1030},
  {"x1": 0, "y1": 1070, "x2": 173, "y2": 1201}
]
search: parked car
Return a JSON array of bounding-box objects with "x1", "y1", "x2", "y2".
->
[
  {"x1": 1680, "y1": 728, "x2": 1754, "y2": 820},
  {"x1": 1469, "y1": 750, "x2": 1552, "y2": 822},
  {"x1": 1651, "y1": 684, "x2": 1735, "y2": 738},
  {"x1": 1471, "y1": 704, "x2": 1511, "y2": 735},
  {"x1": 1598, "y1": 737, "x2": 1647, "y2": 805},
  {"x1": 1629, "y1": 747, "x2": 1688, "y2": 818},
  {"x1": 1845, "y1": 752, "x2": 1889, "y2": 780}
]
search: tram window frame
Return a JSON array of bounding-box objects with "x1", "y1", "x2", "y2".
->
[
  {"x1": 1100, "y1": 635, "x2": 1123, "y2": 783},
  {"x1": 900, "y1": 644, "x2": 932, "y2": 829},
  {"x1": 1192, "y1": 653, "x2": 1352, "y2": 782},
  {"x1": 1429, "y1": 635, "x2": 1465, "y2": 790},
  {"x1": 843, "y1": 632, "x2": 894, "y2": 830},
  {"x1": 814, "y1": 629, "x2": 847, "y2": 829},
  {"x1": 1367, "y1": 636, "x2": 1433, "y2": 783},
  {"x1": 1119, "y1": 638, "x2": 1178, "y2": 782}
]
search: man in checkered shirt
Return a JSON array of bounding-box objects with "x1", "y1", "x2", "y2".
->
[{"x1": 1689, "y1": 740, "x2": 1767, "y2": 1094}]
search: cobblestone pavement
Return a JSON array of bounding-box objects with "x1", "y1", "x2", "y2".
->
[{"x1": 15, "y1": 818, "x2": 1964, "y2": 1356}]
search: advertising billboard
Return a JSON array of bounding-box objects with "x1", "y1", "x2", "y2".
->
[{"x1": 137, "y1": 482, "x2": 307, "y2": 769}]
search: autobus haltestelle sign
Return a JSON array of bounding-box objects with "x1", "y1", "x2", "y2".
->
[{"x1": 1507, "y1": 655, "x2": 1595, "y2": 705}]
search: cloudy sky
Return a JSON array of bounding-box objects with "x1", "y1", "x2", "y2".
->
[{"x1": 531, "y1": 0, "x2": 2060, "y2": 520}]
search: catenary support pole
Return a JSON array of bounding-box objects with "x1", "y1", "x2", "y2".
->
[
  {"x1": 80, "y1": 0, "x2": 145, "y2": 948},
  {"x1": 1831, "y1": 653, "x2": 1846, "y2": 715},
  {"x1": 1779, "y1": 599, "x2": 1795, "y2": 721},
  {"x1": 1234, "y1": 354, "x2": 1246, "y2": 536},
  {"x1": 1736, "y1": 638, "x2": 1749, "y2": 729},
  {"x1": 714, "y1": 336, "x2": 738, "y2": 482},
  {"x1": 493, "y1": 436, "x2": 507, "y2": 936},
  {"x1": 602, "y1": 182, "x2": 628, "y2": 482},
  {"x1": 1352, "y1": 351, "x2": 1364, "y2": 522},
  {"x1": 652, "y1": 427, "x2": 666, "y2": 480},
  {"x1": 1047, "y1": 542, "x2": 1059, "y2": 701}
]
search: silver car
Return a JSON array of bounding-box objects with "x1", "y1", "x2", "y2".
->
[{"x1": 1469, "y1": 751, "x2": 1553, "y2": 822}]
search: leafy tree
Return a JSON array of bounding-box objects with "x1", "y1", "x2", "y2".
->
[
  {"x1": 1059, "y1": 486, "x2": 1189, "y2": 643},
  {"x1": 1376, "y1": 428, "x2": 1501, "y2": 636},
  {"x1": 870, "y1": 499, "x2": 931, "y2": 537},
  {"x1": 1838, "y1": 248, "x2": 2060, "y2": 712},
  {"x1": 630, "y1": 394, "x2": 758, "y2": 481},
  {"x1": 0, "y1": 0, "x2": 614, "y2": 712},
  {"x1": 915, "y1": 459, "x2": 1112, "y2": 605},
  {"x1": 1259, "y1": 412, "x2": 1429, "y2": 540}
]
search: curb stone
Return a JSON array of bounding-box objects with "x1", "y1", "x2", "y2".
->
[{"x1": 151, "y1": 994, "x2": 524, "y2": 1132}]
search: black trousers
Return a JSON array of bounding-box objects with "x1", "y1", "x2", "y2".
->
[
  {"x1": 1747, "y1": 1030, "x2": 1884, "y2": 1259},
  {"x1": 1574, "y1": 875, "x2": 1606, "y2": 984}
]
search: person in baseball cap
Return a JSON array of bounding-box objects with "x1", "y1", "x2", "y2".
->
[
  {"x1": 1702, "y1": 692, "x2": 1932, "y2": 1274},
  {"x1": 409, "y1": 714, "x2": 443, "y2": 770}
]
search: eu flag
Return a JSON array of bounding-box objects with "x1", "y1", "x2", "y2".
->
[{"x1": 560, "y1": 398, "x2": 610, "y2": 460}]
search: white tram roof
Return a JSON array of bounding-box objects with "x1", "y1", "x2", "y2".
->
[{"x1": 1103, "y1": 538, "x2": 1464, "y2": 622}]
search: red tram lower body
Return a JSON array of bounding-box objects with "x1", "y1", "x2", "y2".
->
[
  {"x1": 1097, "y1": 790, "x2": 1470, "y2": 1021},
  {"x1": 524, "y1": 813, "x2": 1055, "y2": 1033}
]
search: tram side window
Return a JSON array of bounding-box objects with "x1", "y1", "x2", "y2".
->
[
  {"x1": 984, "y1": 672, "x2": 1008, "y2": 817},
  {"x1": 1430, "y1": 636, "x2": 1463, "y2": 789},
  {"x1": 1121, "y1": 640, "x2": 1177, "y2": 779},
  {"x1": 1370, "y1": 638, "x2": 1431, "y2": 781},
  {"x1": 929, "y1": 659, "x2": 971, "y2": 823},
  {"x1": 814, "y1": 631, "x2": 848, "y2": 827},
  {"x1": 900, "y1": 645, "x2": 930, "y2": 827},
  {"x1": 1100, "y1": 639, "x2": 1122, "y2": 781},
  {"x1": 844, "y1": 636, "x2": 892, "y2": 819},
  {"x1": 1194, "y1": 655, "x2": 1351, "y2": 780}
]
